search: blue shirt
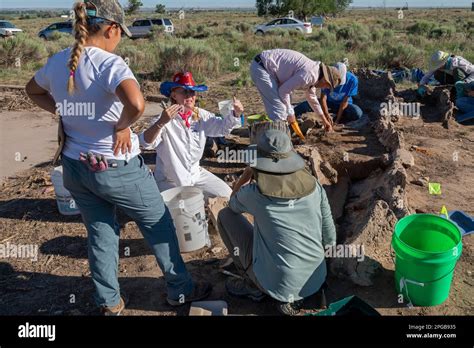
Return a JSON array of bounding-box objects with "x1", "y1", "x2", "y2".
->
[
  {"x1": 229, "y1": 181, "x2": 336, "y2": 302},
  {"x1": 322, "y1": 72, "x2": 358, "y2": 105}
]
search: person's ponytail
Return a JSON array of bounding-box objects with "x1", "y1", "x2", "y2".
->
[{"x1": 67, "y1": 2, "x2": 88, "y2": 95}]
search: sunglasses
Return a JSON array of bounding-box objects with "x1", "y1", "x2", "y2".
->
[{"x1": 174, "y1": 88, "x2": 196, "y2": 97}]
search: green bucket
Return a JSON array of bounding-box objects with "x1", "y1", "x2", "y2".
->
[{"x1": 392, "y1": 214, "x2": 462, "y2": 306}]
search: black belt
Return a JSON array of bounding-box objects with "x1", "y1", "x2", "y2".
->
[{"x1": 254, "y1": 54, "x2": 265, "y2": 69}]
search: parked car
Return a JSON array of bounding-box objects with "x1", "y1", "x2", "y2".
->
[
  {"x1": 0, "y1": 20, "x2": 23, "y2": 37},
  {"x1": 38, "y1": 21, "x2": 73, "y2": 40},
  {"x1": 127, "y1": 18, "x2": 174, "y2": 39},
  {"x1": 254, "y1": 17, "x2": 312, "y2": 35}
]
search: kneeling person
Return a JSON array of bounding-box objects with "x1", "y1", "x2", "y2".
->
[{"x1": 217, "y1": 129, "x2": 336, "y2": 315}]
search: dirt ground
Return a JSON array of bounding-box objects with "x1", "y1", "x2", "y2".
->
[{"x1": 0, "y1": 78, "x2": 472, "y2": 316}]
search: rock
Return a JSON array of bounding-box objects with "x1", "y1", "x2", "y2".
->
[
  {"x1": 381, "y1": 153, "x2": 391, "y2": 167},
  {"x1": 308, "y1": 149, "x2": 332, "y2": 186},
  {"x1": 320, "y1": 161, "x2": 338, "y2": 184},
  {"x1": 396, "y1": 149, "x2": 415, "y2": 168},
  {"x1": 211, "y1": 247, "x2": 223, "y2": 255},
  {"x1": 300, "y1": 119, "x2": 314, "y2": 135},
  {"x1": 345, "y1": 114, "x2": 370, "y2": 129},
  {"x1": 410, "y1": 176, "x2": 429, "y2": 187}
]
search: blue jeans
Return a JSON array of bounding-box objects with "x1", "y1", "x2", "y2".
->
[
  {"x1": 294, "y1": 100, "x2": 363, "y2": 123},
  {"x1": 62, "y1": 155, "x2": 193, "y2": 307},
  {"x1": 455, "y1": 97, "x2": 474, "y2": 123}
]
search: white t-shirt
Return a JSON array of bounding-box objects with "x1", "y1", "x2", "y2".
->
[{"x1": 34, "y1": 46, "x2": 141, "y2": 161}]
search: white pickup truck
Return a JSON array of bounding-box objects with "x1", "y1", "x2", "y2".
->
[
  {"x1": 0, "y1": 20, "x2": 23, "y2": 37},
  {"x1": 127, "y1": 18, "x2": 174, "y2": 39}
]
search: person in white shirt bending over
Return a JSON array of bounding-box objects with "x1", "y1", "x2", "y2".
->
[{"x1": 139, "y1": 72, "x2": 244, "y2": 198}]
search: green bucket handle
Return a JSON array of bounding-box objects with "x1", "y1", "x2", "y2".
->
[
  {"x1": 397, "y1": 267, "x2": 457, "y2": 307},
  {"x1": 399, "y1": 277, "x2": 424, "y2": 307},
  {"x1": 391, "y1": 244, "x2": 458, "y2": 307}
]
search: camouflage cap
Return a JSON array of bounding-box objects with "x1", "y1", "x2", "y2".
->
[{"x1": 84, "y1": 0, "x2": 132, "y2": 37}]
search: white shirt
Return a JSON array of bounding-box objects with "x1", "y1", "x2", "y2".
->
[
  {"x1": 139, "y1": 108, "x2": 240, "y2": 186},
  {"x1": 34, "y1": 46, "x2": 140, "y2": 161}
]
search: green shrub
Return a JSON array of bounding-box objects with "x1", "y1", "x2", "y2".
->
[
  {"x1": 326, "y1": 23, "x2": 339, "y2": 32},
  {"x1": 44, "y1": 33, "x2": 73, "y2": 56},
  {"x1": 265, "y1": 28, "x2": 291, "y2": 37},
  {"x1": 116, "y1": 44, "x2": 158, "y2": 73},
  {"x1": 0, "y1": 33, "x2": 46, "y2": 67},
  {"x1": 235, "y1": 22, "x2": 252, "y2": 33},
  {"x1": 379, "y1": 43, "x2": 424, "y2": 69},
  {"x1": 429, "y1": 25, "x2": 455, "y2": 38},
  {"x1": 336, "y1": 23, "x2": 369, "y2": 41},
  {"x1": 154, "y1": 39, "x2": 220, "y2": 81},
  {"x1": 310, "y1": 29, "x2": 337, "y2": 45},
  {"x1": 382, "y1": 18, "x2": 397, "y2": 30},
  {"x1": 408, "y1": 20, "x2": 436, "y2": 35},
  {"x1": 222, "y1": 30, "x2": 244, "y2": 42}
]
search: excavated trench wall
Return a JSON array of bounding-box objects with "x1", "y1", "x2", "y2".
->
[{"x1": 295, "y1": 70, "x2": 414, "y2": 286}]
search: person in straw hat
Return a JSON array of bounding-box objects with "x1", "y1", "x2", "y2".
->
[
  {"x1": 217, "y1": 129, "x2": 336, "y2": 316},
  {"x1": 250, "y1": 48, "x2": 342, "y2": 132},
  {"x1": 418, "y1": 50, "x2": 474, "y2": 98}
]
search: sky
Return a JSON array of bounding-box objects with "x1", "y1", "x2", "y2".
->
[{"x1": 0, "y1": 0, "x2": 472, "y2": 8}]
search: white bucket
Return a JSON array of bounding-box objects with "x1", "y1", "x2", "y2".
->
[
  {"x1": 50, "y1": 166, "x2": 81, "y2": 216},
  {"x1": 161, "y1": 186, "x2": 209, "y2": 253}
]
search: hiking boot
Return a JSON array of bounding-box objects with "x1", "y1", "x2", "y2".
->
[
  {"x1": 100, "y1": 297, "x2": 126, "y2": 316},
  {"x1": 225, "y1": 278, "x2": 266, "y2": 302},
  {"x1": 276, "y1": 300, "x2": 304, "y2": 316},
  {"x1": 166, "y1": 281, "x2": 212, "y2": 306}
]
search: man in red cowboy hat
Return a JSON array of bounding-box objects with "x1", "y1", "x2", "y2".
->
[{"x1": 139, "y1": 71, "x2": 244, "y2": 198}]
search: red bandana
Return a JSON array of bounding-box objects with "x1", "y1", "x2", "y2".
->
[{"x1": 178, "y1": 110, "x2": 193, "y2": 128}]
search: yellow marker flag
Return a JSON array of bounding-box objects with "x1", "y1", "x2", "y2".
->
[{"x1": 440, "y1": 205, "x2": 449, "y2": 219}]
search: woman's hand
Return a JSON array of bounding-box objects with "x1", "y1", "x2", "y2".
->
[
  {"x1": 287, "y1": 114, "x2": 296, "y2": 124},
  {"x1": 113, "y1": 127, "x2": 132, "y2": 156},
  {"x1": 468, "y1": 90, "x2": 474, "y2": 97},
  {"x1": 324, "y1": 120, "x2": 334, "y2": 132},
  {"x1": 232, "y1": 96, "x2": 244, "y2": 117},
  {"x1": 160, "y1": 104, "x2": 184, "y2": 125}
]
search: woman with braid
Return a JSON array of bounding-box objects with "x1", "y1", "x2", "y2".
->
[{"x1": 25, "y1": 0, "x2": 211, "y2": 315}]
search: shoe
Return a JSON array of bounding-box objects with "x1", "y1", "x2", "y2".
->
[
  {"x1": 276, "y1": 300, "x2": 303, "y2": 316},
  {"x1": 225, "y1": 278, "x2": 266, "y2": 302},
  {"x1": 100, "y1": 297, "x2": 126, "y2": 316},
  {"x1": 166, "y1": 281, "x2": 212, "y2": 306}
]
